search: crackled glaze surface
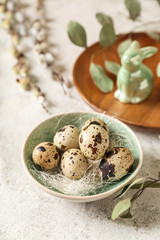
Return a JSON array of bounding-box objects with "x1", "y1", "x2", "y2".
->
[
  {"x1": 115, "y1": 41, "x2": 157, "y2": 103},
  {"x1": 23, "y1": 112, "x2": 141, "y2": 197}
]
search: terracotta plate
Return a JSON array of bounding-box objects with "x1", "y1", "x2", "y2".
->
[{"x1": 73, "y1": 33, "x2": 160, "y2": 128}]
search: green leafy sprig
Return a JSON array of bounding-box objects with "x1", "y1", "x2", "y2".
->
[
  {"x1": 67, "y1": 2, "x2": 160, "y2": 220},
  {"x1": 67, "y1": 21, "x2": 87, "y2": 48},
  {"x1": 111, "y1": 177, "x2": 160, "y2": 220},
  {"x1": 67, "y1": 13, "x2": 116, "y2": 93},
  {"x1": 125, "y1": 0, "x2": 141, "y2": 20},
  {"x1": 96, "y1": 13, "x2": 113, "y2": 26},
  {"x1": 96, "y1": 12, "x2": 116, "y2": 47},
  {"x1": 67, "y1": 1, "x2": 160, "y2": 91},
  {"x1": 104, "y1": 60, "x2": 120, "y2": 76},
  {"x1": 90, "y1": 63, "x2": 113, "y2": 92},
  {"x1": 104, "y1": 38, "x2": 133, "y2": 76}
]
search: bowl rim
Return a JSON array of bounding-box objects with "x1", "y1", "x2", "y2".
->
[{"x1": 22, "y1": 111, "x2": 143, "y2": 202}]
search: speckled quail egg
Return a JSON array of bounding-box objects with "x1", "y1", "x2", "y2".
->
[
  {"x1": 79, "y1": 118, "x2": 109, "y2": 160},
  {"x1": 61, "y1": 148, "x2": 89, "y2": 180},
  {"x1": 54, "y1": 125, "x2": 80, "y2": 152},
  {"x1": 82, "y1": 118, "x2": 109, "y2": 132},
  {"x1": 99, "y1": 147, "x2": 134, "y2": 180},
  {"x1": 32, "y1": 142, "x2": 60, "y2": 170}
]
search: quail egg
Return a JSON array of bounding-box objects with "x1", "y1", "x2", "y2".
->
[
  {"x1": 79, "y1": 118, "x2": 109, "y2": 160},
  {"x1": 99, "y1": 147, "x2": 134, "y2": 180},
  {"x1": 61, "y1": 148, "x2": 89, "y2": 180},
  {"x1": 32, "y1": 142, "x2": 60, "y2": 170},
  {"x1": 82, "y1": 118, "x2": 109, "y2": 132},
  {"x1": 54, "y1": 125, "x2": 80, "y2": 152}
]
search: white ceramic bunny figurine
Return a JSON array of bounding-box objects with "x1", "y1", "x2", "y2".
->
[{"x1": 114, "y1": 40, "x2": 158, "y2": 103}]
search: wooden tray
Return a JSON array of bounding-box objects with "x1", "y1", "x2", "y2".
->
[{"x1": 73, "y1": 33, "x2": 160, "y2": 129}]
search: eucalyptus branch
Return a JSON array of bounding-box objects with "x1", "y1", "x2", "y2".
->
[
  {"x1": 131, "y1": 177, "x2": 160, "y2": 201},
  {"x1": 111, "y1": 177, "x2": 160, "y2": 220},
  {"x1": 91, "y1": 18, "x2": 160, "y2": 62}
]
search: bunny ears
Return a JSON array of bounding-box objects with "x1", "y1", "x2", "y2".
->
[
  {"x1": 126, "y1": 40, "x2": 158, "y2": 59},
  {"x1": 141, "y1": 46, "x2": 158, "y2": 59}
]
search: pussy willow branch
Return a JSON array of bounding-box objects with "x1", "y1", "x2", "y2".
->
[
  {"x1": 35, "y1": 0, "x2": 72, "y2": 94},
  {"x1": 29, "y1": 83, "x2": 51, "y2": 114},
  {"x1": 0, "y1": 0, "x2": 51, "y2": 114}
]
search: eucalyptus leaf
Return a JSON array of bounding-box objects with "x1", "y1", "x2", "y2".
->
[
  {"x1": 99, "y1": 23, "x2": 116, "y2": 47},
  {"x1": 118, "y1": 39, "x2": 132, "y2": 57},
  {"x1": 90, "y1": 63, "x2": 114, "y2": 93},
  {"x1": 125, "y1": 0, "x2": 130, "y2": 9},
  {"x1": 96, "y1": 12, "x2": 113, "y2": 26},
  {"x1": 125, "y1": 0, "x2": 141, "y2": 20},
  {"x1": 146, "y1": 32, "x2": 160, "y2": 41},
  {"x1": 111, "y1": 198, "x2": 131, "y2": 220},
  {"x1": 157, "y1": 62, "x2": 160, "y2": 77},
  {"x1": 131, "y1": 180, "x2": 160, "y2": 189},
  {"x1": 67, "y1": 21, "x2": 87, "y2": 48},
  {"x1": 114, "y1": 178, "x2": 145, "y2": 199},
  {"x1": 105, "y1": 60, "x2": 120, "y2": 75},
  {"x1": 150, "y1": 182, "x2": 160, "y2": 188},
  {"x1": 124, "y1": 0, "x2": 131, "y2": 10},
  {"x1": 119, "y1": 211, "x2": 132, "y2": 219}
]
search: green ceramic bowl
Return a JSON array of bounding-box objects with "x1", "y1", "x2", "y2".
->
[{"x1": 22, "y1": 112, "x2": 143, "y2": 202}]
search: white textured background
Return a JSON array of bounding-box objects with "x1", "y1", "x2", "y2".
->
[{"x1": 0, "y1": 0, "x2": 160, "y2": 239}]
